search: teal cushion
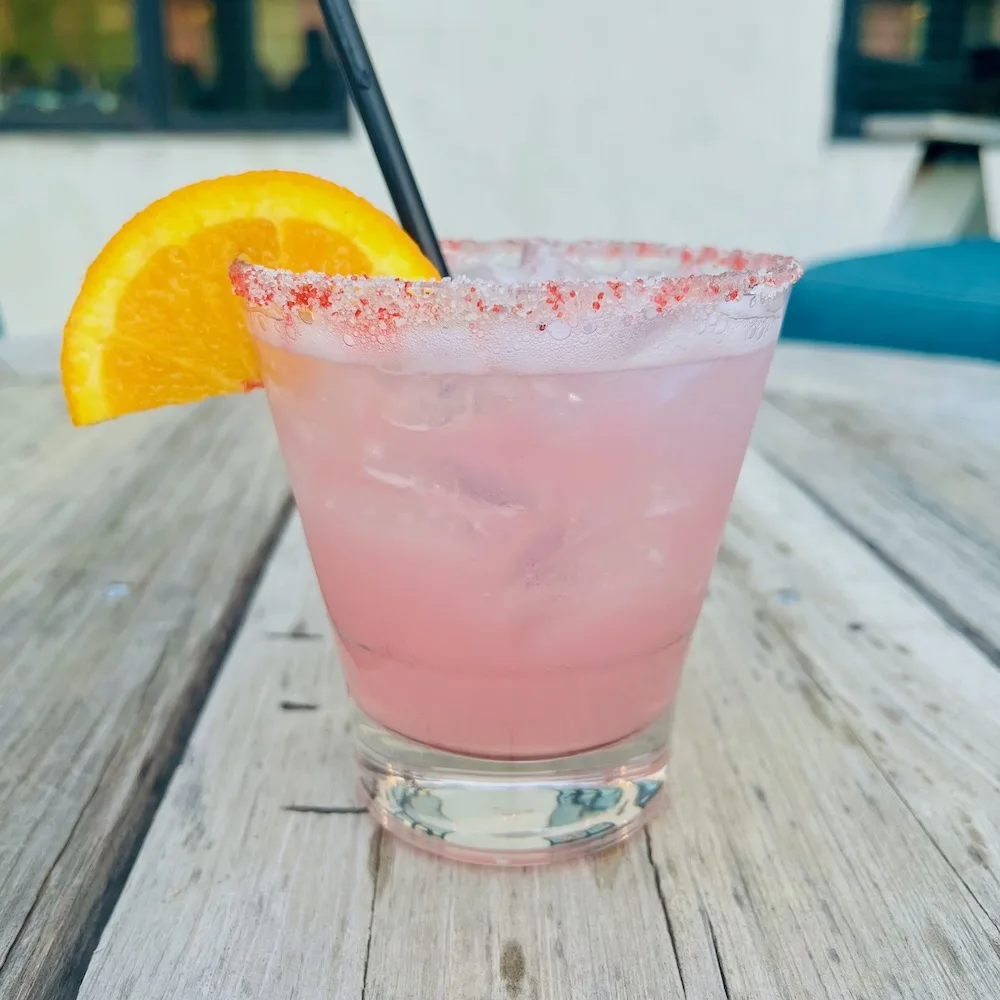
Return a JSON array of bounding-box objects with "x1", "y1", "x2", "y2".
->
[{"x1": 780, "y1": 240, "x2": 1000, "y2": 362}]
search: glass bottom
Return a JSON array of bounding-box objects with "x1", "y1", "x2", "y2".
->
[{"x1": 356, "y1": 710, "x2": 672, "y2": 866}]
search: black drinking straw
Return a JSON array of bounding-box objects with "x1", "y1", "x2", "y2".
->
[{"x1": 318, "y1": 0, "x2": 450, "y2": 277}]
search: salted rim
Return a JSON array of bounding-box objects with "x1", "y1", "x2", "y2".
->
[{"x1": 230, "y1": 239, "x2": 803, "y2": 324}]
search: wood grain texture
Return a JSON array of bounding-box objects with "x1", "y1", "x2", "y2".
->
[
  {"x1": 363, "y1": 832, "x2": 686, "y2": 1000},
  {"x1": 78, "y1": 515, "x2": 688, "y2": 1000},
  {"x1": 0, "y1": 386, "x2": 289, "y2": 1000},
  {"x1": 77, "y1": 517, "x2": 370, "y2": 1000},
  {"x1": 753, "y1": 394, "x2": 1000, "y2": 662},
  {"x1": 648, "y1": 451, "x2": 1000, "y2": 999},
  {"x1": 47, "y1": 347, "x2": 1000, "y2": 998},
  {"x1": 767, "y1": 343, "x2": 1000, "y2": 423}
]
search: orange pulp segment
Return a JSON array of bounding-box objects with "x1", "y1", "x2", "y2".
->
[{"x1": 61, "y1": 170, "x2": 439, "y2": 425}]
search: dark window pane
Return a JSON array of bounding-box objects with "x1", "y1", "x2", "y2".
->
[
  {"x1": 965, "y1": 1, "x2": 1000, "y2": 110},
  {"x1": 165, "y1": 0, "x2": 348, "y2": 126},
  {"x1": 836, "y1": 0, "x2": 1000, "y2": 130},
  {"x1": 0, "y1": 0, "x2": 140, "y2": 125},
  {"x1": 964, "y1": 0, "x2": 1000, "y2": 46},
  {"x1": 256, "y1": 0, "x2": 346, "y2": 113},
  {"x1": 164, "y1": 0, "x2": 223, "y2": 112}
]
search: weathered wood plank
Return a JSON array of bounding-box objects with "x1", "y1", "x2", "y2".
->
[
  {"x1": 768, "y1": 343, "x2": 1000, "y2": 425},
  {"x1": 649, "y1": 452, "x2": 1000, "y2": 999},
  {"x1": 77, "y1": 517, "x2": 368, "y2": 1000},
  {"x1": 753, "y1": 390, "x2": 1000, "y2": 661},
  {"x1": 0, "y1": 387, "x2": 289, "y2": 1000},
  {"x1": 727, "y1": 453, "x2": 1000, "y2": 921},
  {"x1": 363, "y1": 834, "x2": 686, "y2": 1000},
  {"x1": 77, "y1": 514, "x2": 687, "y2": 1000},
  {"x1": 764, "y1": 391, "x2": 1000, "y2": 538},
  {"x1": 73, "y1": 347, "x2": 1000, "y2": 1000}
]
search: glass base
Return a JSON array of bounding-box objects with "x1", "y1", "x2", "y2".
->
[{"x1": 356, "y1": 711, "x2": 672, "y2": 866}]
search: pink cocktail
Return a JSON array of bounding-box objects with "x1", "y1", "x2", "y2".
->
[{"x1": 234, "y1": 240, "x2": 800, "y2": 864}]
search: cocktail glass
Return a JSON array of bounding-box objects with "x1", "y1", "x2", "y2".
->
[{"x1": 231, "y1": 240, "x2": 801, "y2": 865}]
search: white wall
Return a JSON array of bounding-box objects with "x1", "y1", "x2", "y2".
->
[{"x1": 0, "y1": 0, "x2": 923, "y2": 345}]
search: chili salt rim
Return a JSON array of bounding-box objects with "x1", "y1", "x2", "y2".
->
[{"x1": 230, "y1": 239, "x2": 803, "y2": 326}]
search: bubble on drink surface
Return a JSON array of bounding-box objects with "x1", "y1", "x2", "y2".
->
[{"x1": 343, "y1": 333, "x2": 356, "y2": 347}]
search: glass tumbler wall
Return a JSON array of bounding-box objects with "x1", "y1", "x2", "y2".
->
[{"x1": 232, "y1": 241, "x2": 801, "y2": 865}]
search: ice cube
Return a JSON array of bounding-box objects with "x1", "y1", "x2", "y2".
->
[
  {"x1": 381, "y1": 375, "x2": 473, "y2": 431},
  {"x1": 450, "y1": 466, "x2": 525, "y2": 511}
]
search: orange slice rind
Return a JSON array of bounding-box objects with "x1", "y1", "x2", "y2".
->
[{"x1": 61, "y1": 170, "x2": 439, "y2": 425}]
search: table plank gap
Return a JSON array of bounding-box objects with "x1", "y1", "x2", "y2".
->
[
  {"x1": 652, "y1": 571, "x2": 1000, "y2": 998},
  {"x1": 753, "y1": 397, "x2": 1000, "y2": 668},
  {"x1": 648, "y1": 445, "x2": 1000, "y2": 998},
  {"x1": 364, "y1": 833, "x2": 687, "y2": 1000},
  {"x1": 762, "y1": 446, "x2": 1000, "y2": 669},
  {"x1": 0, "y1": 391, "x2": 290, "y2": 1000},
  {"x1": 77, "y1": 514, "x2": 372, "y2": 1000},
  {"x1": 5, "y1": 346, "x2": 1000, "y2": 999}
]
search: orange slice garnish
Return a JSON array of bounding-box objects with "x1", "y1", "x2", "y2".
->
[{"x1": 61, "y1": 170, "x2": 439, "y2": 425}]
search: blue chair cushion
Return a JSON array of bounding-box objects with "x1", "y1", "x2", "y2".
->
[{"x1": 780, "y1": 240, "x2": 1000, "y2": 362}]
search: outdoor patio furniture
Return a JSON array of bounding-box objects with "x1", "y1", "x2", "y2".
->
[{"x1": 781, "y1": 239, "x2": 1000, "y2": 362}]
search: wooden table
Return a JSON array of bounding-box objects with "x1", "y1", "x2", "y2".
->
[{"x1": 3, "y1": 344, "x2": 1000, "y2": 1000}]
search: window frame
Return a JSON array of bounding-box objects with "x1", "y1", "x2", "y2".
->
[
  {"x1": 0, "y1": 0, "x2": 351, "y2": 134},
  {"x1": 834, "y1": 0, "x2": 1000, "y2": 137}
]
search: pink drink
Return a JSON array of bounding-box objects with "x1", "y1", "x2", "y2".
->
[
  {"x1": 258, "y1": 342, "x2": 773, "y2": 758},
  {"x1": 235, "y1": 241, "x2": 800, "y2": 863}
]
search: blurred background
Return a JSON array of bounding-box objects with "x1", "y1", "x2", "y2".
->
[{"x1": 1, "y1": 0, "x2": 999, "y2": 359}]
